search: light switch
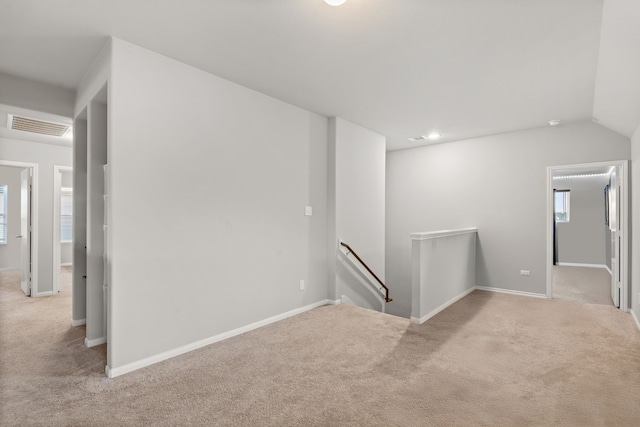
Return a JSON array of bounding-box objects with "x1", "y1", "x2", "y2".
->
[{"x1": 305, "y1": 206, "x2": 313, "y2": 216}]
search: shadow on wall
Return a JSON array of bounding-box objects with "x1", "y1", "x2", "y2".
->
[
  {"x1": 475, "y1": 236, "x2": 490, "y2": 288},
  {"x1": 336, "y1": 250, "x2": 385, "y2": 313}
]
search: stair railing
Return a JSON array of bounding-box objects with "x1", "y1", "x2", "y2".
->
[{"x1": 339, "y1": 241, "x2": 392, "y2": 303}]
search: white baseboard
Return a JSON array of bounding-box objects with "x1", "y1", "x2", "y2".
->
[
  {"x1": 630, "y1": 309, "x2": 640, "y2": 332},
  {"x1": 0, "y1": 267, "x2": 20, "y2": 272},
  {"x1": 34, "y1": 291, "x2": 54, "y2": 297},
  {"x1": 328, "y1": 299, "x2": 341, "y2": 305},
  {"x1": 60, "y1": 262, "x2": 73, "y2": 267},
  {"x1": 71, "y1": 318, "x2": 86, "y2": 327},
  {"x1": 556, "y1": 262, "x2": 608, "y2": 270},
  {"x1": 411, "y1": 287, "x2": 475, "y2": 325},
  {"x1": 85, "y1": 336, "x2": 107, "y2": 347},
  {"x1": 106, "y1": 299, "x2": 334, "y2": 378},
  {"x1": 605, "y1": 265, "x2": 612, "y2": 276},
  {"x1": 474, "y1": 286, "x2": 547, "y2": 299}
]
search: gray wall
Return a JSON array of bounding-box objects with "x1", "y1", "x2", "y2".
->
[
  {"x1": 328, "y1": 117, "x2": 386, "y2": 310},
  {"x1": 631, "y1": 124, "x2": 640, "y2": 319},
  {"x1": 0, "y1": 166, "x2": 22, "y2": 270},
  {"x1": 556, "y1": 175, "x2": 609, "y2": 266},
  {"x1": 0, "y1": 138, "x2": 72, "y2": 294},
  {"x1": 0, "y1": 72, "x2": 75, "y2": 118},
  {"x1": 386, "y1": 121, "x2": 630, "y2": 318},
  {"x1": 102, "y1": 38, "x2": 329, "y2": 369}
]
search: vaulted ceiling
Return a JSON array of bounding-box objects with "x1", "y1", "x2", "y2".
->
[{"x1": 0, "y1": 0, "x2": 638, "y2": 150}]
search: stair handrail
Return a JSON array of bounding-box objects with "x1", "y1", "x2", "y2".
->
[{"x1": 339, "y1": 241, "x2": 392, "y2": 303}]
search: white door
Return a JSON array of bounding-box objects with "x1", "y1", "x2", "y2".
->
[
  {"x1": 19, "y1": 168, "x2": 31, "y2": 296},
  {"x1": 610, "y1": 167, "x2": 621, "y2": 307}
]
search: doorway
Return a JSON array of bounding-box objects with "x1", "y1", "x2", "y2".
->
[
  {"x1": 0, "y1": 161, "x2": 38, "y2": 296},
  {"x1": 546, "y1": 161, "x2": 629, "y2": 311},
  {"x1": 53, "y1": 166, "x2": 73, "y2": 294}
]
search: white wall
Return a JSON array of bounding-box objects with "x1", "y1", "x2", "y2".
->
[
  {"x1": 0, "y1": 166, "x2": 22, "y2": 270},
  {"x1": 593, "y1": 0, "x2": 640, "y2": 137},
  {"x1": 631, "y1": 124, "x2": 640, "y2": 321},
  {"x1": 556, "y1": 175, "x2": 609, "y2": 265},
  {"x1": 0, "y1": 138, "x2": 72, "y2": 293},
  {"x1": 328, "y1": 118, "x2": 386, "y2": 310},
  {"x1": 386, "y1": 121, "x2": 630, "y2": 318},
  {"x1": 105, "y1": 38, "x2": 328, "y2": 370},
  {"x1": 0, "y1": 72, "x2": 75, "y2": 118}
]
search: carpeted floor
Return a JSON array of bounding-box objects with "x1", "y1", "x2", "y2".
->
[
  {"x1": 1, "y1": 269, "x2": 640, "y2": 426},
  {"x1": 553, "y1": 265, "x2": 613, "y2": 306}
]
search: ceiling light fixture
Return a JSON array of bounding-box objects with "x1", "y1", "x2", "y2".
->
[
  {"x1": 549, "y1": 119, "x2": 562, "y2": 126},
  {"x1": 324, "y1": 0, "x2": 348, "y2": 6},
  {"x1": 408, "y1": 132, "x2": 442, "y2": 143}
]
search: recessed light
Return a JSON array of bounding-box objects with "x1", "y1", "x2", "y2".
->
[
  {"x1": 549, "y1": 119, "x2": 562, "y2": 126},
  {"x1": 408, "y1": 133, "x2": 442, "y2": 142},
  {"x1": 324, "y1": 0, "x2": 347, "y2": 5}
]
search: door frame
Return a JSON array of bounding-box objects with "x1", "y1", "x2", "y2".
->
[
  {"x1": 0, "y1": 160, "x2": 39, "y2": 296},
  {"x1": 546, "y1": 160, "x2": 629, "y2": 311},
  {"x1": 53, "y1": 165, "x2": 73, "y2": 294}
]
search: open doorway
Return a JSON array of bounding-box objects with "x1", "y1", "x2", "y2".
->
[
  {"x1": 547, "y1": 161, "x2": 629, "y2": 311},
  {"x1": 0, "y1": 161, "x2": 38, "y2": 296},
  {"x1": 53, "y1": 166, "x2": 73, "y2": 295}
]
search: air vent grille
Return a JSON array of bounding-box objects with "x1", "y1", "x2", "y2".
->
[
  {"x1": 9, "y1": 115, "x2": 70, "y2": 137},
  {"x1": 408, "y1": 136, "x2": 428, "y2": 142}
]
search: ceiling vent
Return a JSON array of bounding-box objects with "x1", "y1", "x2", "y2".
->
[
  {"x1": 408, "y1": 136, "x2": 429, "y2": 142},
  {"x1": 7, "y1": 114, "x2": 71, "y2": 137}
]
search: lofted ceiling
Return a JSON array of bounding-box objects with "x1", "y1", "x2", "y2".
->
[{"x1": 0, "y1": 0, "x2": 638, "y2": 151}]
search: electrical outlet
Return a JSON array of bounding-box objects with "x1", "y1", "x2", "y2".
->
[
  {"x1": 520, "y1": 270, "x2": 530, "y2": 276},
  {"x1": 299, "y1": 280, "x2": 305, "y2": 291}
]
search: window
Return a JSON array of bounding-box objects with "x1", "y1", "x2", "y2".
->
[
  {"x1": 0, "y1": 185, "x2": 6, "y2": 244},
  {"x1": 61, "y1": 187, "x2": 73, "y2": 242},
  {"x1": 554, "y1": 190, "x2": 570, "y2": 222}
]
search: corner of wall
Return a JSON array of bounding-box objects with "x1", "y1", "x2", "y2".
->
[
  {"x1": 75, "y1": 37, "x2": 112, "y2": 117},
  {"x1": 327, "y1": 117, "x2": 337, "y2": 301},
  {"x1": 631, "y1": 123, "x2": 640, "y2": 315}
]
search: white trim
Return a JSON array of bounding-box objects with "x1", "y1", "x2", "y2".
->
[
  {"x1": 71, "y1": 318, "x2": 86, "y2": 327},
  {"x1": 0, "y1": 160, "x2": 38, "y2": 297},
  {"x1": 547, "y1": 160, "x2": 629, "y2": 313},
  {"x1": 630, "y1": 309, "x2": 640, "y2": 332},
  {"x1": 85, "y1": 336, "x2": 107, "y2": 347},
  {"x1": 328, "y1": 299, "x2": 341, "y2": 305},
  {"x1": 0, "y1": 267, "x2": 20, "y2": 272},
  {"x1": 410, "y1": 227, "x2": 478, "y2": 241},
  {"x1": 34, "y1": 291, "x2": 54, "y2": 297},
  {"x1": 105, "y1": 299, "x2": 334, "y2": 378},
  {"x1": 61, "y1": 262, "x2": 73, "y2": 267},
  {"x1": 475, "y1": 286, "x2": 547, "y2": 299},
  {"x1": 605, "y1": 265, "x2": 612, "y2": 276},
  {"x1": 555, "y1": 262, "x2": 608, "y2": 269},
  {"x1": 53, "y1": 165, "x2": 73, "y2": 294},
  {"x1": 411, "y1": 287, "x2": 475, "y2": 325}
]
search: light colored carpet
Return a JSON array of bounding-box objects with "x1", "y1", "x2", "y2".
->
[
  {"x1": 553, "y1": 265, "x2": 613, "y2": 306},
  {"x1": 2, "y1": 269, "x2": 640, "y2": 426}
]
